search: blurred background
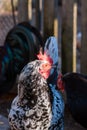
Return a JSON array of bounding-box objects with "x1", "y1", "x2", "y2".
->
[{"x1": 0, "y1": 0, "x2": 85, "y2": 74}]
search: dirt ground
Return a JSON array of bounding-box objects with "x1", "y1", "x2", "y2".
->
[{"x1": 0, "y1": 93, "x2": 86, "y2": 130}]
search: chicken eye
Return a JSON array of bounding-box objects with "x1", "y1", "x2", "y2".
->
[
  {"x1": 42, "y1": 63, "x2": 48, "y2": 68},
  {"x1": 45, "y1": 64, "x2": 48, "y2": 67}
]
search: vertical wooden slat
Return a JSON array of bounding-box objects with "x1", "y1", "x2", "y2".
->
[
  {"x1": 43, "y1": 0, "x2": 54, "y2": 42},
  {"x1": 73, "y1": 2, "x2": 77, "y2": 72},
  {"x1": 18, "y1": 0, "x2": 28, "y2": 23},
  {"x1": 62, "y1": 0, "x2": 74, "y2": 74}
]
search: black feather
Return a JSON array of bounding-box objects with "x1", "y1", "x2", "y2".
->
[{"x1": 63, "y1": 72, "x2": 87, "y2": 128}]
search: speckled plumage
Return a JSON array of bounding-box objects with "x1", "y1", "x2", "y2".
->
[{"x1": 8, "y1": 60, "x2": 52, "y2": 130}]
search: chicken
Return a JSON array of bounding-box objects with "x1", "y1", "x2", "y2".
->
[
  {"x1": 0, "y1": 21, "x2": 43, "y2": 94},
  {"x1": 8, "y1": 49, "x2": 64, "y2": 130},
  {"x1": 8, "y1": 52, "x2": 53, "y2": 130},
  {"x1": 44, "y1": 37, "x2": 64, "y2": 130},
  {"x1": 57, "y1": 72, "x2": 87, "y2": 128}
]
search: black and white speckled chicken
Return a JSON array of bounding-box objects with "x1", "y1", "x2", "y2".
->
[
  {"x1": 8, "y1": 37, "x2": 64, "y2": 130},
  {"x1": 8, "y1": 51, "x2": 53, "y2": 130},
  {"x1": 0, "y1": 21, "x2": 43, "y2": 94}
]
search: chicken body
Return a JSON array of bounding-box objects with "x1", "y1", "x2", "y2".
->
[
  {"x1": 62, "y1": 72, "x2": 87, "y2": 128},
  {"x1": 8, "y1": 60, "x2": 52, "y2": 130}
]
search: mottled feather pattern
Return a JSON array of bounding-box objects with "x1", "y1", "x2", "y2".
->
[{"x1": 8, "y1": 60, "x2": 52, "y2": 130}]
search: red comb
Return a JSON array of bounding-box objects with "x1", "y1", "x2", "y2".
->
[{"x1": 37, "y1": 51, "x2": 53, "y2": 65}]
